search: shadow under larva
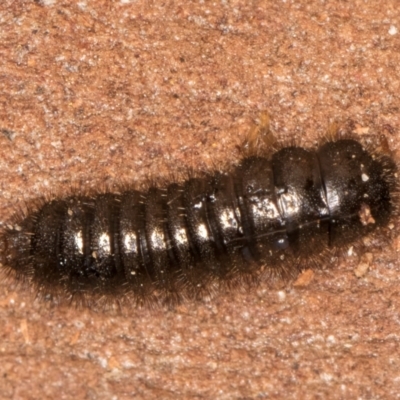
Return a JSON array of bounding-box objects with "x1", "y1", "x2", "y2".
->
[{"x1": 0, "y1": 123, "x2": 398, "y2": 309}]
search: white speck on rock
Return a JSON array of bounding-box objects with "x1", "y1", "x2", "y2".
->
[
  {"x1": 388, "y1": 25, "x2": 398, "y2": 35},
  {"x1": 327, "y1": 335, "x2": 336, "y2": 344},
  {"x1": 320, "y1": 372, "x2": 333, "y2": 382},
  {"x1": 277, "y1": 291, "x2": 286, "y2": 301},
  {"x1": 99, "y1": 357, "x2": 108, "y2": 369}
]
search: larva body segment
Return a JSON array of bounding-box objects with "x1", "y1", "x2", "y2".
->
[{"x1": 0, "y1": 138, "x2": 396, "y2": 306}]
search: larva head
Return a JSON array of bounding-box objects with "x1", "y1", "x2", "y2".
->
[{"x1": 317, "y1": 139, "x2": 395, "y2": 245}]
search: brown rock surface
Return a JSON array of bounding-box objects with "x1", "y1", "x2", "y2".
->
[{"x1": 1, "y1": 1, "x2": 400, "y2": 399}]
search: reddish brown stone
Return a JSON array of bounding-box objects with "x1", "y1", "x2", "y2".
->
[{"x1": 0, "y1": 1, "x2": 400, "y2": 399}]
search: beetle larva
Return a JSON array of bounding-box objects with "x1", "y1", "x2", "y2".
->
[{"x1": 0, "y1": 135, "x2": 397, "y2": 307}]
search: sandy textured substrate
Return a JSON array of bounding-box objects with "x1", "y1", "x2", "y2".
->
[{"x1": 1, "y1": 1, "x2": 400, "y2": 399}]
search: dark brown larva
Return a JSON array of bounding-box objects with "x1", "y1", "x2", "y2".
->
[{"x1": 0, "y1": 137, "x2": 397, "y2": 307}]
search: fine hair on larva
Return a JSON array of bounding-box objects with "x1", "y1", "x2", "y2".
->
[{"x1": 0, "y1": 117, "x2": 398, "y2": 309}]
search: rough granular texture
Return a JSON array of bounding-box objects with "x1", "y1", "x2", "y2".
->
[{"x1": 0, "y1": 1, "x2": 400, "y2": 399}]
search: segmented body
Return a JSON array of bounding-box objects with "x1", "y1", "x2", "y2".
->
[{"x1": 1, "y1": 139, "x2": 395, "y2": 305}]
